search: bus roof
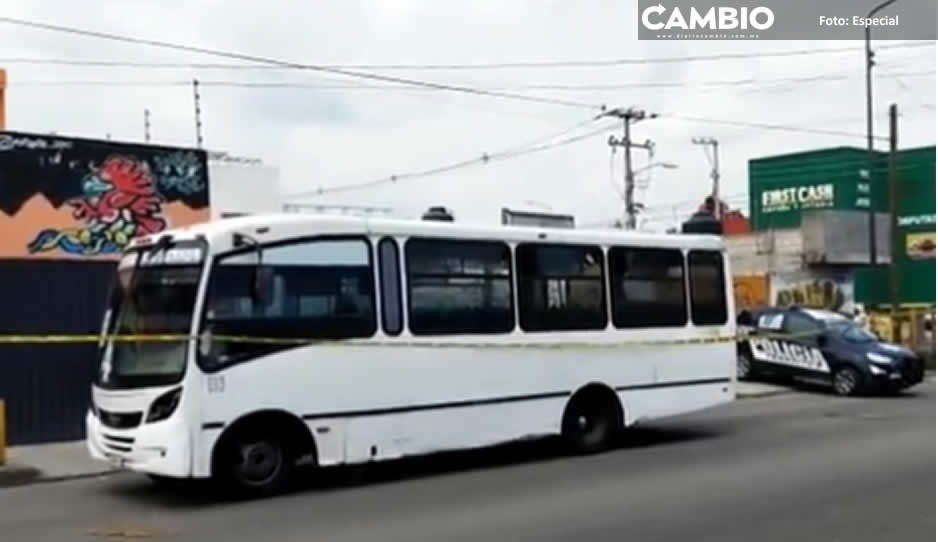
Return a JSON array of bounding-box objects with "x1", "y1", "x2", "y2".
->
[{"x1": 130, "y1": 212, "x2": 726, "y2": 252}]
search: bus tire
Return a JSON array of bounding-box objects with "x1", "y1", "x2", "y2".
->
[
  {"x1": 213, "y1": 413, "x2": 314, "y2": 499},
  {"x1": 561, "y1": 386, "x2": 622, "y2": 455},
  {"x1": 216, "y1": 426, "x2": 293, "y2": 499}
]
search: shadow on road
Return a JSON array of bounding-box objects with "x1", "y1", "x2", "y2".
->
[
  {"x1": 750, "y1": 376, "x2": 930, "y2": 400},
  {"x1": 100, "y1": 424, "x2": 725, "y2": 507}
]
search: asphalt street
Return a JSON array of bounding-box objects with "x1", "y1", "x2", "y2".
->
[{"x1": 1, "y1": 382, "x2": 934, "y2": 542}]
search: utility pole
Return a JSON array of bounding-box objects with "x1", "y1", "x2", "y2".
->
[
  {"x1": 888, "y1": 103, "x2": 899, "y2": 331},
  {"x1": 692, "y1": 137, "x2": 721, "y2": 220},
  {"x1": 144, "y1": 109, "x2": 151, "y2": 143},
  {"x1": 603, "y1": 107, "x2": 658, "y2": 229},
  {"x1": 192, "y1": 79, "x2": 204, "y2": 149},
  {"x1": 865, "y1": 0, "x2": 897, "y2": 266}
]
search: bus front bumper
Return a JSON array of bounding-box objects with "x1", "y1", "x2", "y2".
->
[{"x1": 86, "y1": 410, "x2": 193, "y2": 479}]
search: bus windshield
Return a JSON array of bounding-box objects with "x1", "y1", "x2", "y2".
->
[{"x1": 97, "y1": 243, "x2": 205, "y2": 389}]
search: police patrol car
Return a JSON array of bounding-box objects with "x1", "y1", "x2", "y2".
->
[{"x1": 736, "y1": 306, "x2": 926, "y2": 396}]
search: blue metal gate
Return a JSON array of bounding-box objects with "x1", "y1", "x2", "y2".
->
[{"x1": 0, "y1": 260, "x2": 113, "y2": 445}]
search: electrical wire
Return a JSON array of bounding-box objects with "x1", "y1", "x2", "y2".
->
[
  {"x1": 8, "y1": 70, "x2": 935, "y2": 91},
  {"x1": 0, "y1": 41, "x2": 930, "y2": 70},
  {"x1": 0, "y1": 17, "x2": 600, "y2": 110},
  {"x1": 285, "y1": 120, "x2": 619, "y2": 198},
  {"x1": 663, "y1": 114, "x2": 891, "y2": 141}
]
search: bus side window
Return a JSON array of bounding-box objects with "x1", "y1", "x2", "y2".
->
[
  {"x1": 202, "y1": 238, "x2": 377, "y2": 367},
  {"x1": 404, "y1": 238, "x2": 514, "y2": 335},
  {"x1": 515, "y1": 243, "x2": 607, "y2": 332},
  {"x1": 687, "y1": 250, "x2": 728, "y2": 326},
  {"x1": 378, "y1": 237, "x2": 403, "y2": 336},
  {"x1": 608, "y1": 247, "x2": 686, "y2": 328}
]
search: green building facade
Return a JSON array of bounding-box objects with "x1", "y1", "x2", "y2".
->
[
  {"x1": 749, "y1": 147, "x2": 888, "y2": 231},
  {"x1": 854, "y1": 146, "x2": 936, "y2": 306},
  {"x1": 748, "y1": 145, "x2": 935, "y2": 307}
]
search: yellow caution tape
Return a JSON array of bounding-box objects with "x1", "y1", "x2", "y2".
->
[{"x1": 0, "y1": 329, "x2": 825, "y2": 348}]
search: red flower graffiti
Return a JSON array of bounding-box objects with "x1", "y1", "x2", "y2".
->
[{"x1": 69, "y1": 156, "x2": 167, "y2": 236}]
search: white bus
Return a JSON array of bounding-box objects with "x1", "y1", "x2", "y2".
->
[{"x1": 87, "y1": 213, "x2": 736, "y2": 497}]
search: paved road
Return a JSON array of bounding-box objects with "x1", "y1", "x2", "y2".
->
[{"x1": 1, "y1": 382, "x2": 934, "y2": 542}]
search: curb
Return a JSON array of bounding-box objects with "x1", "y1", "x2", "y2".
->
[
  {"x1": 0, "y1": 465, "x2": 42, "y2": 488},
  {"x1": 27, "y1": 469, "x2": 120, "y2": 487},
  {"x1": 0, "y1": 467, "x2": 119, "y2": 489}
]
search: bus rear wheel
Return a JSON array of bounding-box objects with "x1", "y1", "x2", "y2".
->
[
  {"x1": 561, "y1": 391, "x2": 620, "y2": 454},
  {"x1": 217, "y1": 428, "x2": 294, "y2": 499}
]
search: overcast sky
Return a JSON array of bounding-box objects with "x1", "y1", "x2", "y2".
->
[{"x1": 1, "y1": 1, "x2": 935, "y2": 229}]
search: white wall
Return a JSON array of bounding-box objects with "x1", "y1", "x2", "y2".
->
[
  {"x1": 207, "y1": 159, "x2": 282, "y2": 220},
  {"x1": 725, "y1": 228, "x2": 804, "y2": 276}
]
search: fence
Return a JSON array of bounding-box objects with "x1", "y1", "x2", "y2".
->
[{"x1": 0, "y1": 260, "x2": 113, "y2": 445}]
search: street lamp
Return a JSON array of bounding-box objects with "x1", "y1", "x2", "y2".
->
[
  {"x1": 635, "y1": 162, "x2": 679, "y2": 173},
  {"x1": 865, "y1": 0, "x2": 898, "y2": 266}
]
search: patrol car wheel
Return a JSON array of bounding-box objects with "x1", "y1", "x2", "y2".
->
[
  {"x1": 737, "y1": 353, "x2": 754, "y2": 381},
  {"x1": 832, "y1": 367, "x2": 862, "y2": 396}
]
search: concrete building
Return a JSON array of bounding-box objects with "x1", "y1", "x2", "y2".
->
[{"x1": 727, "y1": 145, "x2": 935, "y2": 314}]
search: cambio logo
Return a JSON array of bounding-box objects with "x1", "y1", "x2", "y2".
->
[{"x1": 642, "y1": 4, "x2": 775, "y2": 31}]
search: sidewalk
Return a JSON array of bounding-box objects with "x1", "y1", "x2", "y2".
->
[{"x1": 0, "y1": 441, "x2": 116, "y2": 488}]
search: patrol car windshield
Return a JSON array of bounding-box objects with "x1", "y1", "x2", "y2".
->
[{"x1": 828, "y1": 321, "x2": 878, "y2": 344}]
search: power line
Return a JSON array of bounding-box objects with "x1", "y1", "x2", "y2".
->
[
  {"x1": 0, "y1": 16, "x2": 600, "y2": 111},
  {"x1": 664, "y1": 114, "x2": 891, "y2": 141},
  {"x1": 285, "y1": 120, "x2": 618, "y2": 198},
  {"x1": 0, "y1": 41, "x2": 931, "y2": 71},
  {"x1": 8, "y1": 70, "x2": 935, "y2": 91},
  {"x1": 290, "y1": 115, "x2": 922, "y2": 199}
]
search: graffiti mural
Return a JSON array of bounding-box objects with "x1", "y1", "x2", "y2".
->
[
  {"x1": 733, "y1": 275, "x2": 769, "y2": 311},
  {"x1": 0, "y1": 131, "x2": 209, "y2": 259},
  {"x1": 770, "y1": 271, "x2": 854, "y2": 313}
]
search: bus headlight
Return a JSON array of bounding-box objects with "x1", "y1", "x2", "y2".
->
[{"x1": 146, "y1": 387, "x2": 182, "y2": 423}]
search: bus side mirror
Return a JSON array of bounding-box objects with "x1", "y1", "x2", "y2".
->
[
  {"x1": 252, "y1": 266, "x2": 275, "y2": 307},
  {"x1": 198, "y1": 328, "x2": 214, "y2": 357}
]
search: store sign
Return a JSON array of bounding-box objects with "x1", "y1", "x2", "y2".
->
[
  {"x1": 897, "y1": 214, "x2": 936, "y2": 227},
  {"x1": 760, "y1": 183, "x2": 834, "y2": 214}
]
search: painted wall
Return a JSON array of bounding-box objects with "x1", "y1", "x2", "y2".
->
[
  {"x1": 0, "y1": 131, "x2": 209, "y2": 259},
  {"x1": 770, "y1": 270, "x2": 855, "y2": 313},
  {"x1": 733, "y1": 275, "x2": 769, "y2": 311}
]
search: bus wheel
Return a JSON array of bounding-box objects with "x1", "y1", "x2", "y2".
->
[
  {"x1": 561, "y1": 390, "x2": 620, "y2": 455},
  {"x1": 832, "y1": 367, "x2": 862, "y2": 397},
  {"x1": 219, "y1": 428, "x2": 293, "y2": 498}
]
